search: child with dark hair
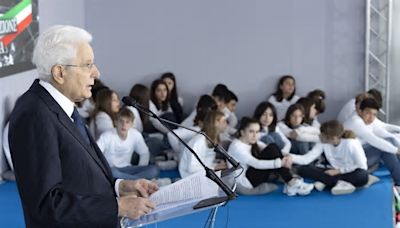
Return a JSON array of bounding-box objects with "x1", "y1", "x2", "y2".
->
[
  {"x1": 97, "y1": 108, "x2": 160, "y2": 181},
  {"x1": 76, "y1": 79, "x2": 107, "y2": 121},
  {"x1": 161, "y1": 72, "x2": 185, "y2": 123},
  {"x1": 268, "y1": 75, "x2": 300, "y2": 120},
  {"x1": 149, "y1": 79, "x2": 177, "y2": 134},
  {"x1": 228, "y1": 117, "x2": 313, "y2": 196},
  {"x1": 296, "y1": 97, "x2": 319, "y2": 128},
  {"x1": 211, "y1": 83, "x2": 230, "y2": 111},
  {"x1": 278, "y1": 104, "x2": 320, "y2": 155},
  {"x1": 89, "y1": 88, "x2": 120, "y2": 139},
  {"x1": 307, "y1": 89, "x2": 326, "y2": 117},
  {"x1": 344, "y1": 98, "x2": 400, "y2": 189},
  {"x1": 253, "y1": 101, "x2": 291, "y2": 155},
  {"x1": 167, "y1": 95, "x2": 218, "y2": 159},
  {"x1": 289, "y1": 120, "x2": 369, "y2": 195},
  {"x1": 127, "y1": 83, "x2": 150, "y2": 132},
  {"x1": 224, "y1": 90, "x2": 239, "y2": 131},
  {"x1": 337, "y1": 92, "x2": 371, "y2": 123}
]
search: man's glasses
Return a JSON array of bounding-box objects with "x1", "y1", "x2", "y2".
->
[{"x1": 62, "y1": 63, "x2": 96, "y2": 70}]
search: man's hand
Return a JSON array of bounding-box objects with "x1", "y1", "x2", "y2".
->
[
  {"x1": 324, "y1": 169, "x2": 340, "y2": 176},
  {"x1": 119, "y1": 179, "x2": 159, "y2": 197},
  {"x1": 117, "y1": 196, "x2": 155, "y2": 219}
]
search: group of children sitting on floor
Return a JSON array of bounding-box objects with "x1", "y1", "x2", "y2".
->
[{"x1": 3, "y1": 73, "x2": 400, "y2": 196}]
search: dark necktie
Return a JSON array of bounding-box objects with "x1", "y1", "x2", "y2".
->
[{"x1": 71, "y1": 107, "x2": 90, "y2": 144}]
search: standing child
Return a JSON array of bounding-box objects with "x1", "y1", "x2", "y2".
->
[
  {"x1": 289, "y1": 120, "x2": 369, "y2": 195},
  {"x1": 253, "y1": 101, "x2": 291, "y2": 155},
  {"x1": 268, "y1": 75, "x2": 300, "y2": 120},
  {"x1": 228, "y1": 117, "x2": 313, "y2": 196},
  {"x1": 97, "y1": 108, "x2": 159, "y2": 180}
]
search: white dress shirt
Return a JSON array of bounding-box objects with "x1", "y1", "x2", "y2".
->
[{"x1": 38, "y1": 80, "x2": 122, "y2": 196}]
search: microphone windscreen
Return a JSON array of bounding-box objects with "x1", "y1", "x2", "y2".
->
[{"x1": 122, "y1": 96, "x2": 135, "y2": 106}]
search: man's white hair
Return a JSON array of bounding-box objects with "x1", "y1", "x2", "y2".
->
[{"x1": 32, "y1": 25, "x2": 92, "y2": 81}]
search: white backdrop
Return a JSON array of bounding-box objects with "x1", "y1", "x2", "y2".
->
[{"x1": 85, "y1": 0, "x2": 366, "y2": 120}]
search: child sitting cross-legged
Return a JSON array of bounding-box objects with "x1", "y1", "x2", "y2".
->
[
  {"x1": 287, "y1": 120, "x2": 370, "y2": 195},
  {"x1": 97, "y1": 107, "x2": 161, "y2": 181}
]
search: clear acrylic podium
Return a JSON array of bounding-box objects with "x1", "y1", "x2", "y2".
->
[
  {"x1": 120, "y1": 170, "x2": 236, "y2": 228},
  {"x1": 120, "y1": 195, "x2": 228, "y2": 228}
]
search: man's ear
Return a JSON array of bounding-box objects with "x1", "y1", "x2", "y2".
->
[{"x1": 51, "y1": 65, "x2": 65, "y2": 84}]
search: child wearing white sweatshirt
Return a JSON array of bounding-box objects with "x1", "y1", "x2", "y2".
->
[
  {"x1": 97, "y1": 108, "x2": 159, "y2": 180},
  {"x1": 167, "y1": 95, "x2": 217, "y2": 159},
  {"x1": 179, "y1": 110, "x2": 227, "y2": 178},
  {"x1": 267, "y1": 75, "x2": 300, "y2": 121},
  {"x1": 278, "y1": 104, "x2": 320, "y2": 155},
  {"x1": 289, "y1": 120, "x2": 369, "y2": 195},
  {"x1": 253, "y1": 101, "x2": 291, "y2": 155},
  {"x1": 344, "y1": 98, "x2": 400, "y2": 187},
  {"x1": 228, "y1": 117, "x2": 313, "y2": 196}
]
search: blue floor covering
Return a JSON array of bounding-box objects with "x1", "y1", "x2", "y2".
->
[{"x1": 0, "y1": 169, "x2": 394, "y2": 228}]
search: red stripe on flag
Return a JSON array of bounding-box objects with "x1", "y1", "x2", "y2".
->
[{"x1": 1, "y1": 14, "x2": 32, "y2": 47}]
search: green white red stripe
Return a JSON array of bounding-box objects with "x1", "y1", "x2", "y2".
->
[{"x1": 0, "y1": 0, "x2": 32, "y2": 47}]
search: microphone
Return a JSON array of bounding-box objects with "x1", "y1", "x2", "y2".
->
[
  {"x1": 122, "y1": 96, "x2": 241, "y2": 169},
  {"x1": 121, "y1": 96, "x2": 237, "y2": 200}
]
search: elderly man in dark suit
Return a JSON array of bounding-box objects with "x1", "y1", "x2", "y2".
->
[{"x1": 8, "y1": 25, "x2": 158, "y2": 228}]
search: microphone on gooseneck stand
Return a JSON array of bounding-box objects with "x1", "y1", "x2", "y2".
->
[
  {"x1": 122, "y1": 96, "x2": 241, "y2": 170},
  {"x1": 122, "y1": 96, "x2": 237, "y2": 204}
]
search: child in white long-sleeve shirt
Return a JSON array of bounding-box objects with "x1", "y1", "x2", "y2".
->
[
  {"x1": 344, "y1": 98, "x2": 400, "y2": 187},
  {"x1": 168, "y1": 95, "x2": 217, "y2": 159},
  {"x1": 179, "y1": 110, "x2": 227, "y2": 178},
  {"x1": 97, "y1": 108, "x2": 159, "y2": 180},
  {"x1": 228, "y1": 117, "x2": 313, "y2": 196},
  {"x1": 278, "y1": 104, "x2": 320, "y2": 155},
  {"x1": 289, "y1": 120, "x2": 369, "y2": 195},
  {"x1": 148, "y1": 79, "x2": 177, "y2": 134},
  {"x1": 89, "y1": 89, "x2": 120, "y2": 140},
  {"x1": 267, "y1": 75, "x2": 300, "y2": 120},
  {"x1": 253, "y1": 101, "x2": 291, "y2": 155}
]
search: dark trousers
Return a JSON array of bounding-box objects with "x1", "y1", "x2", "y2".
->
[
  {"x1": 297, "y1": 165, "x2": 368, "y2": 188},
  {"x1": 246, "y1": 143, "x2": 293, "y2": 187}
]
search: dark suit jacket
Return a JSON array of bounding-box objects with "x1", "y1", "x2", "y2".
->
[{"x1": 9, "y1": 79, "x2": 118, "y2": 228}]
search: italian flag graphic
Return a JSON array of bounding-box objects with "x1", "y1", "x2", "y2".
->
[{"x1": 0, "y1": 0, "x2": 32, "y2": 47}]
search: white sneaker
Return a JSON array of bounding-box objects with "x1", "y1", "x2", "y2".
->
[
  {"x1": 331, "y1": 180, "x2": 355, "y2": 195},
  {"x1": 314, "y1": 181, "x2": 326, "y2": 191},
  {"x1": 284, "y1": 178, "x2": 314, "y2": 196},
  {"x1": 363, "y1": 175, "x2": 380, "y2": 188}
]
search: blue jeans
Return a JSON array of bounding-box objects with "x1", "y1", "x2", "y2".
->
[
  {"x1": 260, "y1": 132, "x2": 285, "y2": 150},
  {"x1": 289, "y1": 139, "x2": 313, "y2": 155},
  {"x1": 363, "y1": 138, "x2": 400, "y2": 185},
  {"x1": 111, "y1": 165, "x2": 159, "y2": 180}
]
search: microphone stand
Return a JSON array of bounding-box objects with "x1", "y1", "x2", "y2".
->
[{"x1": 124, "y1": 98, "x2": 237, "y2": 204}]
